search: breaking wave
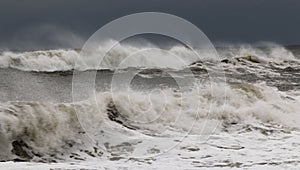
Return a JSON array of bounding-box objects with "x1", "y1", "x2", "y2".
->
[
  {"x1": 0, "y1": 42, "x2": 299, "y2": 72},
  {"x1": 0, "y1": 83, "x2": 299, "y2": 161},
  {"x1": 0, "y1": 42, "x2": 299, "y2": 163}
]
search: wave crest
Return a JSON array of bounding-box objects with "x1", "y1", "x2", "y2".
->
[
  {"x1": 0, "y1": 43, "x2": 298, "y2": 72},
  {"x1": 0, "y1": 83, "x2": 299, "y2": 161}
]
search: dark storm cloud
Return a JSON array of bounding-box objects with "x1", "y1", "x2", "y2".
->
[{"x1": 0, "y1": 0, "x2": 300, "y2": 50}]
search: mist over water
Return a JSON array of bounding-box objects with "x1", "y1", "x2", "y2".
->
[{"x1": 1, "y1": 0, "x2": 300, "y2": 168}]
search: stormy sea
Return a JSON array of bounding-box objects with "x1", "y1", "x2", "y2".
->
[{"x1": 0, "y1": 42, "x2": 300, "y2": 169}]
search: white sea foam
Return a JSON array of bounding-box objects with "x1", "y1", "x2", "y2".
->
[
  {"x1": 0, "y1": 83, "x2": 299, "y2": 161},
  {"x1": 0, "y1": 42, "x2": 299, "y2": 163},
  {"x1": 0, "y1": 42, "x2": 298, "y2": 71}
]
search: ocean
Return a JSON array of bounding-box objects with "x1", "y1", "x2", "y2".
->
[{"x1": 0, "y1": 43, "x2": 300, "y2": 169}]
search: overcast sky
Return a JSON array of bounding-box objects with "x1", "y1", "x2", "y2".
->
[{"x1": 0, "y1": 0, "x2": 300, "y2": 50}]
